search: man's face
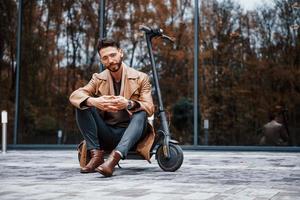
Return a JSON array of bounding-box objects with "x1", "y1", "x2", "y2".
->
[{"x1": 99, "y1": 46, "x2": 123, "y2": 72}]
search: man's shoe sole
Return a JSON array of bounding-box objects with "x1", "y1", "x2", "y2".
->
[
  {"x1": 95, "y1": 168, "x2": 112, "y2": 177},
  {"x1": 80, "y1": 169, "x2": 96, "y2": 173}
]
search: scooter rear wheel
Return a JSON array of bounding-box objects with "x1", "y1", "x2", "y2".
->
[{"x1": 156, "y1": 143, "x2": 183, "y2": 172}]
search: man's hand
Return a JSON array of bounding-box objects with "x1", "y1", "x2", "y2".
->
[
  {"x1": 112, "y1": 96, "x2": 129, "y2": 110},
  {"x1": 86, "y1": 96, "x2": 119, "y2": 112},
  {"x1": 86, "y1": 95, "x2": 128, "y2": 112}
]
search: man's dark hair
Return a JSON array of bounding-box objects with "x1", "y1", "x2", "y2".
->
[{"x1": 97, "y1": 38, "x2": 120, "y2": 53}]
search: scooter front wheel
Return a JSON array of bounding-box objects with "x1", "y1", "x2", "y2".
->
[{"x1": 156, "y1": 143, "x2": 183, "y2": 172}]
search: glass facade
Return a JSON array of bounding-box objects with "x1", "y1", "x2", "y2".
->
[{"x1": 0, "y1": 0, "x2": 299, "y2": 146}]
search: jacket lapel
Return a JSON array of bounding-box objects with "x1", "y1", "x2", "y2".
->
[
  {"x1": 97, "y1": 65, "x2": 140, "y2": 98},
  {"x1": 96, "y1": 71, "x2": 110, "y2": 95},
  {"x1": 123, "y1": 66, "x2": 139, "y2": 99}
]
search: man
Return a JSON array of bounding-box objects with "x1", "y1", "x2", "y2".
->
[
  {"x1": 69, "y1": 38, "x2": 155, "y2": 177},
  {"x1": 259, "y1": 106, "x2": 289, "y2": 146}
]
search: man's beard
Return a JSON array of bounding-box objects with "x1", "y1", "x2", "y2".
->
[{"x1": 106, "y1": 60, "x2": 122, "y2": 72}]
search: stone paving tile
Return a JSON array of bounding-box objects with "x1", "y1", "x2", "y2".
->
[
  {"x1": 235, "y1": 187, "x2": 280, "y2": 199},
  {"x1": 0, "y1": 150, "x2": 300, "y2": 200},
  {"x1": 223, "y1": 186, "x2": 247, "y2": 194},
  {"x1": 271, "y1": 192, "x2": 300, "y2": 200}
]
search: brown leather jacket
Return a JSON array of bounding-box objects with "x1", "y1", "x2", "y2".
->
[{"x1": 69, "y1": 65, "x2": 155, "y2": 161}]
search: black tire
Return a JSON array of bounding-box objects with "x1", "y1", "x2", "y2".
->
[{"x1": 156, "y1": 143, "x2": 184, "y2": 172}]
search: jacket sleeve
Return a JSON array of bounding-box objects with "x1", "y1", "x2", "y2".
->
[
  {"x1": 69, "y1": 73, "x2": 99, "y2": 109},
  {"x1": 131, "y1": 74, "x2": 155, "y2": 117}
]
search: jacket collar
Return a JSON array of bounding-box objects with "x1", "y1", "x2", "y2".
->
[
  {"x1": 96, "y1": 63, "x2": 139, "y2": 80},
  {"x1": 95, "y1": 63, "x2": 140, "y2": 99}
]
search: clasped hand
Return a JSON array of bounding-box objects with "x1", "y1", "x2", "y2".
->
[{"x1": 88, "y1": 95, "x2": 128, "y2": 112}]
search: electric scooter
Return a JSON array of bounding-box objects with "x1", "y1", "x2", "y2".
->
[{"x1": 139, "y1": 25, "x2": 183, "y2": 171}]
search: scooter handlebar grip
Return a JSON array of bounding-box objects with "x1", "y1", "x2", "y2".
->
[
  {"x1": 162, "y1": 34, "x2": 175, "y2": 43},
  {"x1": 139, "y1": 25, "x2": 152, "y2": 32}
]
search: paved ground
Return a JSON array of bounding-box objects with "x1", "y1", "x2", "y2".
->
[{"x1": 0, "y1": 150, "x2": 300, "y2": 200}]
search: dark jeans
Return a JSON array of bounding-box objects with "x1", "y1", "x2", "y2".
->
[{"x1": 75, "y1": 108, "x2": 147, "y2": 158}]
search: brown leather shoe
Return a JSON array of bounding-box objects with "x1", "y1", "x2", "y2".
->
[
  {"x1": 96, "y1": 150, "x2": 121, "y2": 177},
  {"x1": 80, "y1": 149, "x2": 104, "y2": 173}
]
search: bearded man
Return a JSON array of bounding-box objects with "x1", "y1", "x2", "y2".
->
[{"x1": 69, "y1": 38, "x2": 155, "y2": 177}]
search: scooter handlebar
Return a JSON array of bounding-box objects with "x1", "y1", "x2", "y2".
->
[
  {"x1": 139, "y1": 25, "x2": 163, "y2": 35},
  {"x1": 161, "y1": 34, "x2": 175, "y2": 43},
  {"x1": 139, "y1": 25, "x2": 152, "y2": 33},
  {"x1": 139, "y1": 25, "x2": 174, "y2": 43}
]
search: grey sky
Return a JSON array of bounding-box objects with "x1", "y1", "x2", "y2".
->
[{"x1": 235, "y1": 0, "x2": 274, "y2": 10}]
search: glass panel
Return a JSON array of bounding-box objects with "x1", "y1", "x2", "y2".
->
[{"x1": 198, "y1": 0, "x2": 300, "y2": 146}]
